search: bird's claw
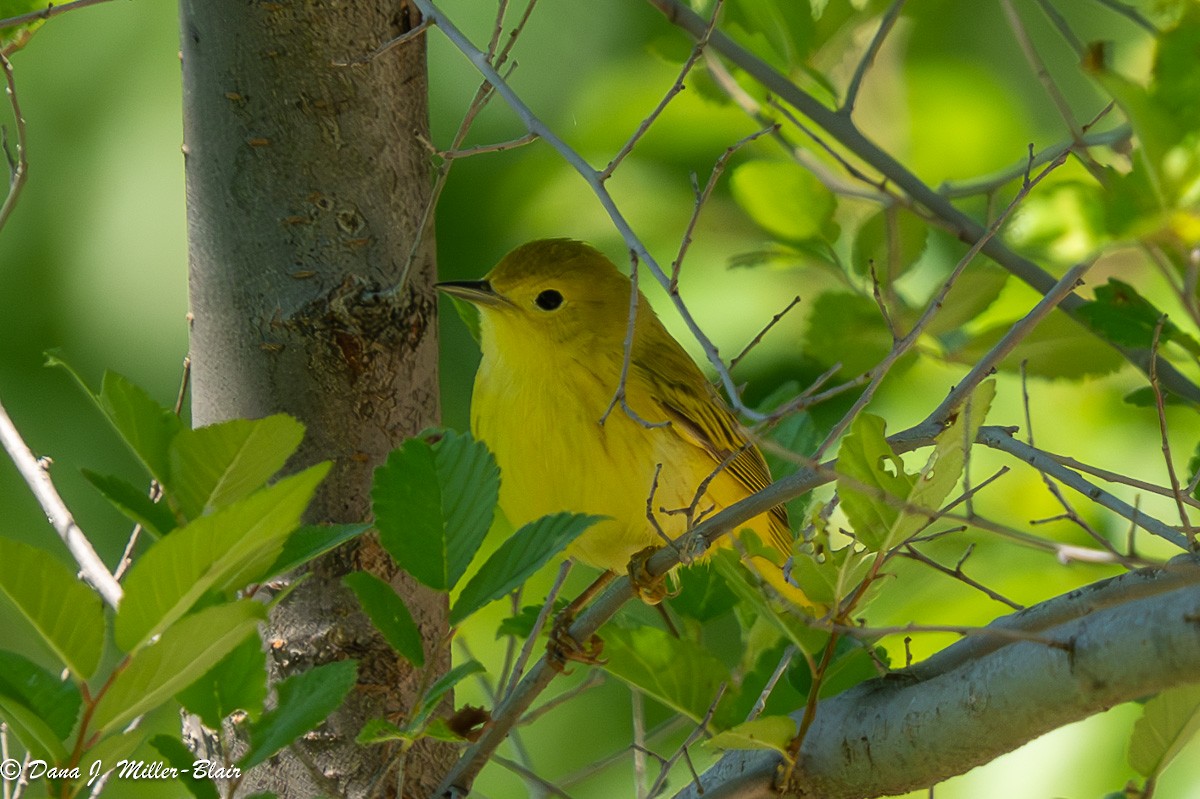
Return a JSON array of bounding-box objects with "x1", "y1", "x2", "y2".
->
[
  {"x1": 546, "y1": 612, "x2": 605, "y2": 673},
  {"x1": 628, "y1": 545, "x2": 671, "y2": 605}
]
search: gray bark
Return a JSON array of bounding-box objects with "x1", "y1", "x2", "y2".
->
[
  {"x1": 179, "y1": 1, "x2": 447, "y2": 796},
  {"x1": 677, "y1": 558, "x2": 1200, "y2": 799}
]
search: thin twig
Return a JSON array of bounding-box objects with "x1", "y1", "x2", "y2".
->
[
  {"x1": 729, "y1": 295, "x2": 801, "y2": 371},
  {"x1": 0, "y1": 54, "x2": 28, "y2": 235},
  {"x1": 0, "y1": 0, "x2": 113, "y2": 32},
  {"x1": 600, "y1": 0, "x2": 724, "y2": 181},
  {"x1": 671, "y1": 124, "x2": 777, "y2": 289},
  {"x1": 644, "y1": 683, "x2": 727, "y2": 798},
  {"x1": 901, "y1": 545, "x2": 1024, "y2": 610},
  {"x1": 332, "y1": 18, "x2": 431, "y2": 66},
  {"x1": 632, "y1": 689, "x2": 647, "y2": 799},
  {"x1": 1149, "y1": 319, "x2": 1196, "y2": 546},
  {"x1": 840, "y1": 0, "x2": 906, "y2": 116},
  {"x1": 0, "y1": 396, "x2": 122, "y2": 606},
  {"x1": 492, "y1": 755, "x2": 577, "y2": 799},
  {"x1": 440, "y1": 132, "x2": 539, "y2": 160},
  {"x1": 1087, "y1": 0, "x2": 1159, "y2": 33},
  {"x1": 747, "y1": 646, "x2": 796, "y2": 721},
  {"x1": 503, "y1": 561, "x2": 572, "y2": 701}
]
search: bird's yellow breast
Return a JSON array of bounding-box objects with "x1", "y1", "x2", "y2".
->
[{"x1": 470, "y1": 318, "x2": 775, "y2": 572}]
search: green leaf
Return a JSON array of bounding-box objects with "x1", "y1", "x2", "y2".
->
[
  {"x1": 168, "y1": 415, "x2": 305, "y2": 521},
  {"x1": 926, "y1": 262, "x2": 1009, "y2": 337},
  {"x1": 948, "y1": 309, "x2": 1125, "y2": 379},
  {"x1": 852, "y1": 207, "x2": 929, "y2": 283},
  {"x1": 0, "y1": 647, "x2": 79, "y2": 758},
  {"x1": 266, "y1": 523, "x2": 369, "y2": 578},
  {"x1": 706, "y1": 715, "x2": 796, "y2": 755},
  {"x1": 667, "y1": 562, "x2": 738, "y2": 622},
  {"x1": 804, "y1": 292, "x2": 899, "y2": 377},
  {"x1": 836, "y1": 382, "x2": 993, "y2": 553},
  {"x1": 115, "y1": 463, "x2": 329, "y2": 653},
  {"x1": 787, "y1": 542, "x2": 873, "y2": 608},
  {"x1": 731, "y1": 160, "x2": 837, "y2": 244},
  {"x1": 82, "y1": 469, "x2": 177, "y2": 537},
  {"x1": 1076, "y1": 278, "x2": 1200, "y2": 355},
  {"x1": 93, "y1": 600, "x2": 267, "y2": 736},
  {"x1": 450, "y1": 513, "x2": 601, "y2": 624},
  {"x1": 176, "y1": 633, "x2": 268, "y2": 729},
  {"x1": 496, "y1": 600, "x2": 569, "y2": 640},
  {"x1": 0, "y1": 649, "x2": 81, "y2": 740},
  {"x1": 836, "y1": 414, "x2": 916, "y2": 551},
  {"x1": 0, "y1": 538, "x2": 104, "y2": 679},
  {"x1": 343, "y1": 571, "x2": 424, "y2": 667},
  {"x1": 0, "y1": 0, "x2": 46, "y2": 51},
  {"x1": 98, "y1": 371, "x2": 182, "y2": 483},
  {"x1": 357, "y1": 717, "x2": 408, "y2": 745},
  {"x1": 241, "y1": 660, "x2": 358, "y2": 770},
  {"x1": 150, "y1": 735, "x2": 221, "y2": 799},
  {"x1": 372, "y1": 430, "x2": 499, "y2": 591},
  {"x1": 411, "y1": 660, "x2": 485, "y2": 729},
  {"x1": 1129, "y1": 684, "x2": 1200, "y2": 778},
  {"x1": 77, "y1": 726, "x2": 153, "y2": 793},
  {"x1": 1007, "y1": 182, "x2": 1106, "y2": 263},
  {"x1": 602, "y1": 625, "x2": 729, "y2": 723}
]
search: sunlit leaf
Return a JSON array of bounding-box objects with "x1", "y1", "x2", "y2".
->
[
  {"x1": 1129, "y1": 684, "x2": 1200, "y2": 778},
  {"x1": 731, "y1": 160, "x2": 837, "y2": 244},
  {"x1": 168, "y1": 414, "x2": 305, "y2": 520},
  {"x1": 852, "y1": 207, "x2": 929, "y2": 283},
  {"x1": 706, "y1": 715, "x2": 796, "y2": 754},
  {"x1": 0, "y1": 538, "x2": 104, "y2": 679},
  {"x1": 116, "y1": 463, "x2": 329, "y2": 653},
  {"x1": 93, "y1": 601, "x2": 266, "y2": 736}
]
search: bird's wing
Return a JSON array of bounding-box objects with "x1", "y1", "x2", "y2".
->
[{"x1": 631, "y1": 352, "x2": 791, "y2": 556}]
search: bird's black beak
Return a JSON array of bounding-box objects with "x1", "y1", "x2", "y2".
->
[{"x1": 435, "y1": 279, "x2": 513, "y2": 308}]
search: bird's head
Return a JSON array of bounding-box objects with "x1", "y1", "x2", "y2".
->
[{"x1": 437, "y1": 239, "x2": 637, "y2": 352}]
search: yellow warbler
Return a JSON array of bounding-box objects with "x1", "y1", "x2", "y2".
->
[{"x1": 437, "y1": 239, "x2": 790, "y2": 576}]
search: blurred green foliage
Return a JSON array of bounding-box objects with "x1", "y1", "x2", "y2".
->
[{"x1": 0, "y1": 0, "x2": 1198, "y2": 797}]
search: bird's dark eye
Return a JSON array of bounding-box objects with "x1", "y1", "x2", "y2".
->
[{"x1": 535, "y1": 289, "x2": 563, "y2": 311}]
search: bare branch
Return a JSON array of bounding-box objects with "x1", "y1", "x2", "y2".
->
[
  {"x1": 0, "y1": 0, "x2": 114, "y2": 34},
  {"x1": 0, "y1": 54, "x2": 28, "y2": 235},
  {"x1": 0, "y1": 396, "x2": 122, "y2": 607},
  {"x1": 839, "y1": 0, "x2": 906, "y2": 116}
]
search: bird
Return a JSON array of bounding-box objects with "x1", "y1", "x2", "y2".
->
[{"x1": 437, "y1": 239, "x2": 791, "y2": 592}]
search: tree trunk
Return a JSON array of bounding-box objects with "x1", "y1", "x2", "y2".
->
[{"x1": 179, "y1": 1, "x2": 447, "y2": 796}]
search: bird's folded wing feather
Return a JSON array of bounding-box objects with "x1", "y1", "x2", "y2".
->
[{"x1": 631, "y1": 355, "x2": 791, "y2": 556}]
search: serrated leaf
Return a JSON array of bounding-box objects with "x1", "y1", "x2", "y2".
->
[
  {"x1": 168, "y1": 415, "x2": 305, "y2": 520},
  {"x1": 240, "y1": 660, "x2": 358, "y2": 770},
  {"x1": 343, "y1": 571, "x2": 424, "y2": 667},
  {"x1": 804, "y1": 292, "x2": 901, "y2": 377},
  {"x1": 265, "y1": 523, "x2": 369, "y2": 578},
  {"x1": 98, "y1": 371, "x2": 182, "y2": 483},
  {"x1": 667, "y1": 562, "x2": 739, "y2": 622},
  {"x1": 0, "y1": 538, "x2": 104, "y2": 679},
  {"x1": 373, "y1": 430, "x2": 499, "y2": 591},
  {"x1": 948, "y1": 309, "x2": 1125, "y2": 379},
  {"x1": 115, "y1": 463, "x2": 329, "y2": 653},
  {"x1": 706, "y1": 715, "x2": 796, "y2": 754},
  {"x1": 602, "y1": 625, "x2": 729, "y2": 723},
  {"x1": 450, "y1": 513, "x2": 601, "y2": 624},
  {"x1": 836, "y1": 414, "x2": 916, "y2": 551},
  {"x1": 1129, "y1": 684, "x2": 1200, "y2": 778},
  {"x1": 836, "y1": 382, "x2": 993, "y2": 553},
  {"x1": 731, "y1": 160, "x2": 837, "y2": 244},
  {"x1": 93, "y1": 601, "x2": 266, "y2": 736},
  {"x1": 82, "y1": 469, "x2": 177, "y2": 537},
  {"x1": 1076, "y1": 278, "x2": 1200, "y2": 355},
  {"x1": 150, "y1": 735, "x2": 220, "y2": 799},
  {"x1": 176, "y1": 633, "x2": 268, "y2": 729},
  {"x1": 0, "y1": 649, "x2": 81, "y2": 740}
]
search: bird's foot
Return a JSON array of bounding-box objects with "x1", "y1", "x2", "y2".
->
[
  {"x1": 628, "y1": 546, "x2": 670, "y2": 605},
  {"x1": 546, "y1": 612, "x2": 606, "y2": 673}
]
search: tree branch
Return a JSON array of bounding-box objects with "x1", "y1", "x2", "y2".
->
[
  {"x1": 676, "y1": 559, "x2": 1200, "y2": 799},
  {"x1": 643, "y1": 0, "x2": 1200, "y2": 405},
  {"x1": 0, "y1": 396, "x2": 123, "y2": 607}
]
